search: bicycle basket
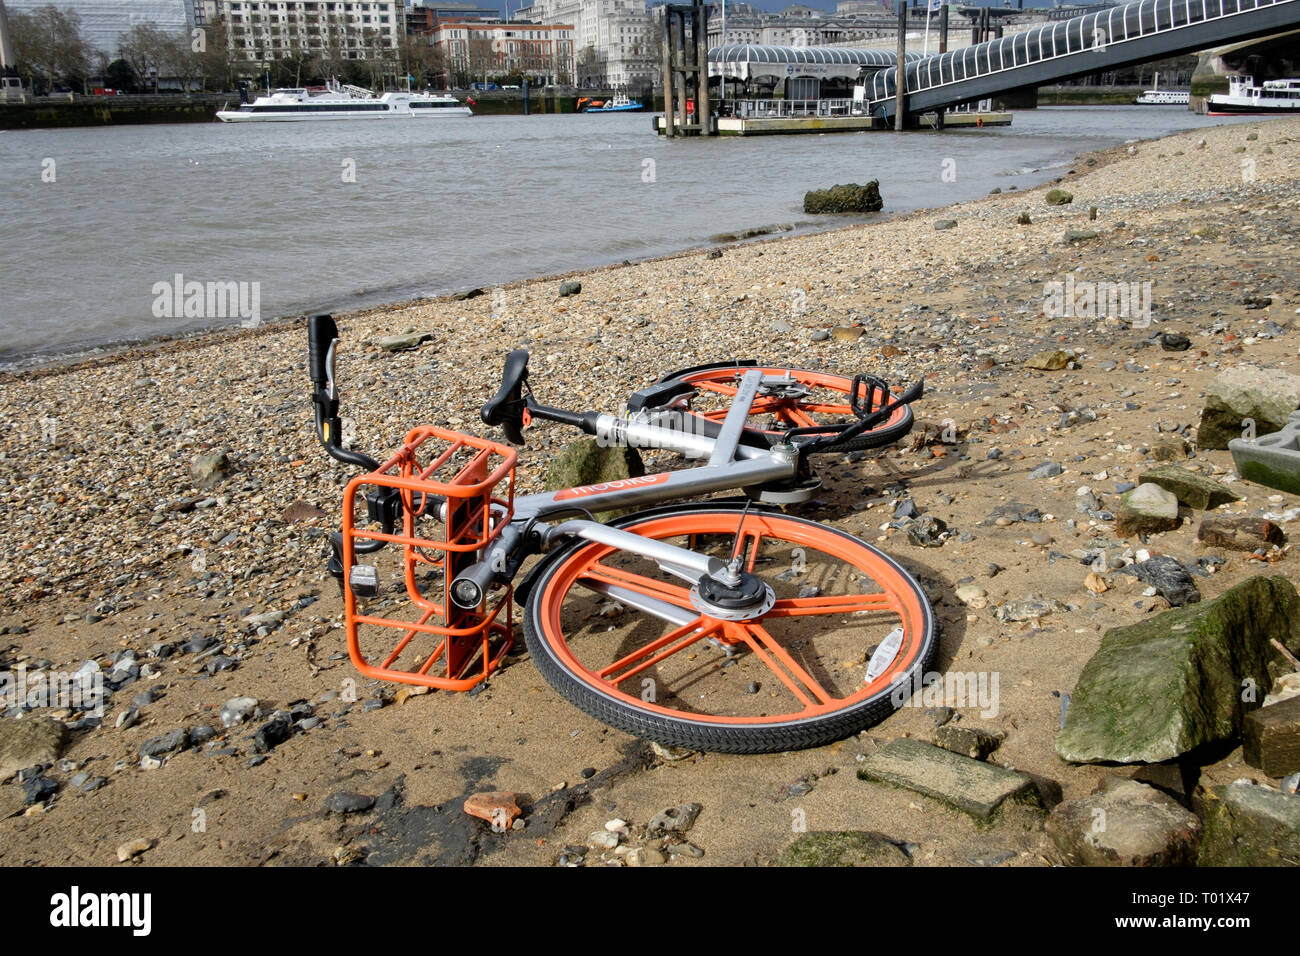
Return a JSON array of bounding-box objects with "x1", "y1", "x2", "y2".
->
[{"x1": 340, "y1": 426, "x2": 516, "y2": 690}]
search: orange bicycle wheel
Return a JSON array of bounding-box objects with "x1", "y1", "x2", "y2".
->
[
  {"x1": 648, "y1": 364, "x2": 914, "y2": 454},
  {"x1": 524, "y1": 507, "x2": 936, "y2": 753}
]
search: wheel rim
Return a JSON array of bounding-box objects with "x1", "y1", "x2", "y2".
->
[
  {"x1": 530, "y1": 511, "x2": 933, "y2": 729},
  {"x1": 670, "y1": 367, "x2": 910, "y2": 442}
]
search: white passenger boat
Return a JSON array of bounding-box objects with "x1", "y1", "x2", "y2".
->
[
  {"x1": 216, "y1": 82, "x2": 472, "y2": 122},
  {"x1": 1207, "y1": 75, "x2": 1300, "y2": 115},
  {"x1": 1135, "y1": 72, "x2": 1189, "y2": 105}
]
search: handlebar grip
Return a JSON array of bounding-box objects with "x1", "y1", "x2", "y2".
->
[
  {"x1": 480, "y1": 349, "x2": 530, "y2": 445},
  {"x1": 308, "y1": 313, "x2": 337, "y2": 388}
]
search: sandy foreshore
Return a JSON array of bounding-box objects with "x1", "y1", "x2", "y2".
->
[{"x1": 1, "y1": 116, "x2": 1298, "y2": 866}]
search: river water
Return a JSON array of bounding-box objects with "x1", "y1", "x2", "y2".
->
[{"x1": 0, "y1": 105, "x2": 1251, "y2": 367}]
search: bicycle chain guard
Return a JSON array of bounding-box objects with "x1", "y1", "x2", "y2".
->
[{"x1": 340, "y1": 426, "x2": 517, "y2": 690}]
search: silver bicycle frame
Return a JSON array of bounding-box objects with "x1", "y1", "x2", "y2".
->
[{"x1": 458, "y1": 370, "x2": 801, "y2": 615}]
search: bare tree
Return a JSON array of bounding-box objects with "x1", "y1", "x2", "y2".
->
[
  {"x1": 9, "y1": 5, "x2": 93, "y2": 92},
  {"x1": 197, "y1": 16, "x2": 234, "y2": 91},
  {"x1": 400, "y1": 34, "x2": 443, "y2": 89},
  {"x1": 118, "y1": 23, "x2": 176, "y2": 91}
]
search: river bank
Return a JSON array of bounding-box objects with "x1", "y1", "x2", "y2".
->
[
  {"x1": 0, "y1": 117, "x2": 1297, "y2": 866},
  {"x1": 0, "y1": 89, "x2": 641, "y2": 129}
]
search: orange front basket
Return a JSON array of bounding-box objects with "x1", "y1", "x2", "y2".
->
[{"x1": 340, "y1": 426, "x2": 517, "y2": 691}]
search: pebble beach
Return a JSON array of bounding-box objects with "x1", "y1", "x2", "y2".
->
[{"x1": 1, "y1": 115, "x2": 1298, "y2": 867}]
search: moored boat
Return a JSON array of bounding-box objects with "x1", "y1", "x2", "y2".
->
[
  {"x1": 1206, "y1": 74, "x2": 1300, "y2": 116},
  {"x1": 216, "y1": 81, "x2": 472, "y2": 122},
  {"x1": 578, "y1": 89, "x2": 643, "y2": 113}
]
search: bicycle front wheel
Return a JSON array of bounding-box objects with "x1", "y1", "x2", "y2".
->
[{"x1": 524, "y1": 507, "x2": 936, "y2": 753}]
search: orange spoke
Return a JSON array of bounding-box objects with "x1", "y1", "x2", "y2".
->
[
  {"x1": 597, "y1": 617, "x2": 715, "y2": 683},
  {"x1": 582, "y1": 563, "x2": 695, "y2": 610},
  {"x1": 766, "y1": 593, "x2": 896, "y2": 617},
  {"x1": 693, "y1": 380, "x2": 739, "y2": 396},
  {"x1": 786, "y1": 407, "x2": 821, "y2": 429},
  {"x1": 802, "y1": 402, "x2": 853, "y2": 414},
  {"x1": 729, "y1": 622, "x2": 836, "y2": 709}
]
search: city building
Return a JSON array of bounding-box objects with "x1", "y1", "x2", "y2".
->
[
  {"x1": 514, "y1": 0, "x2": 656, "y2": 88},
  {"x1": 5, "y1": 0, "x2": 198, "y2": 61},
  {"x1": 708, "y1": 2, "x2": 901, "y2": 49},
  {"x1": 202, "y1": 1, "x2": 403, "y2": 63},
  {"x1": 406, "y1": 1, "x2": 502, "y2": 35},
  {"x1": 432, "y1": 18, "x2": 574, "y2": 86}
]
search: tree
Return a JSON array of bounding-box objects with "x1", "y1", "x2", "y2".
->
[
  {"x1": 576, "y1": 45, "x2": 606, "y2": 89},
  {"x1": 118, "y1": 23, "x2": 178, "y2": 91},
  {"x1": 197, "y1": 17, "x2": 235, "y2": 92},
  {"x1": 9, "y1": 5, "x2": 93, "y2": 93},
  {"x1": 399, "y1": 34, "x2": 443, "y2": 89},
  {"x1": 104, "y1": 58, "x2": 138, "y2": 93}
]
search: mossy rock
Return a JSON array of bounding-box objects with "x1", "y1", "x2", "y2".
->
[
  {"x1": 1138, "y1": 464, "x2": 1242, "y2": 510},
  {"x1": 1056, "y1": 576, "x2": 1300, "y2": 764},
  {"x1": 804, "y1": 181, "x2": 883, "y2": 214},
  {"x1": 778, "y1": 831, "x2": 911, "y2": 867},
  {"x1": 1045, "y1": 188, "x2": 1074, "y2": 205},
  {"x1": 544, "y1": 439, "x2": 645, "y2": 520},
  {"x1": 1198, "y1": 781, "x2": 1300, "y2": 866}
]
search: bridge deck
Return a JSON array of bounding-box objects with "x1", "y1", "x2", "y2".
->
[{"x1": 869, "y1": 0, "x2": 1300, "y2": 116}]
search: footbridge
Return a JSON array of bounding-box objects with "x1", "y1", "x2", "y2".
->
[{"x1": 868, "y1": 0, "x2": 1300, "y2": 119}]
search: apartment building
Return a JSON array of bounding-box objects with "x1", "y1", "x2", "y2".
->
[
  {"x1": 202, "y1": 1, "x2": 402, "y2": 61},
  {"x1": 433, "y1": 18, "x2": 574, "y2": 86}
]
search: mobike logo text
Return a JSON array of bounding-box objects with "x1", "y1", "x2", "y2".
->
[{"x1": 553, "y1": 473, "x2": 671, "y2": 501}]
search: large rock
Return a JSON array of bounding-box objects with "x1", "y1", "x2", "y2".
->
[
  {"x1": 1056, "y1": 576, "x2": 1300, "y2": 764},
  {"x1": 1123, "y1": 555, "x2": 1201, "y2": 607},
  {"x1": 1198, "y1": 780, "x2": 1300, "y2": 866},
  {"x1": 544, "y1": 439, "x2": 645, "y2": 519},
  {"x1": 0, "y1": 718, "x2": 69, "y2": 780},
  {"x1": 857, "y1": 737, "x2": 1038, "y2": 821},
  {"x1": 1197, "y1": 364, "x2": 1300, "y2": 450},
  {"x1": 1045, "y1": 188, "x2": 1073, "y2": 205},
  {"x1": 778, "y1": 831, "x2": 911, "y2": 867},
  {"x1": 1138, "y1": 465, "x2": 1242, "y2": 510},
  {"x1": 1197, "y1": 514, "x2": 1285, "y2": 552},
  {"x1": 190, "y1": 450, "x2": 231, "y2": 490},
  {"x1": 803, "y1": 181, "x2": 882, "y2": 214},
  {"x1": 1114, "y1": 483, "x2": 1180, "y2": 537},
  {"x1": 377, "y1": 332, "x2": 432, "y2": 352},
  {"x1": 1242, "y1": 695, "x2": 1300, "y2": 777},
  {"x1": 1025, "y1": 348, "x2": 1073, "y2": 371},
  {"x1": 1046, "y1": 777, "x2": 1201, "y2": 866}
]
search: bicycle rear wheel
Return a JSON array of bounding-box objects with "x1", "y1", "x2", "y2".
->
[
  {"x1": 644, "y1": 362, "x2": 914, "y2": 454},
  {"x1": 524, "y1": 507, "x2": 936, "y2": 753}
]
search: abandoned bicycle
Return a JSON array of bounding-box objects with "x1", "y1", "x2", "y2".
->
[{"x1": 309, "y1": 314, "x2": 936, "y2": 753}]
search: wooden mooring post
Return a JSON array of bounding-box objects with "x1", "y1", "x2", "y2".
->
[{"x1": 660, "y1": 1, "x2": 714, "y2": 137}]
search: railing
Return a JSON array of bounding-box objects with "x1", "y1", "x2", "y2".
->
[
  {"x1": 870, "y1": 0, "x2": 1299, "y2": 107},
  {"x1": 728, "y1": 98, "x2": 857, "y2": 118}
]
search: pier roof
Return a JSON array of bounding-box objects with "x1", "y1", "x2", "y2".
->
[{"x1": 709, "y1": 43, "x2": 924, "y2": 80}]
